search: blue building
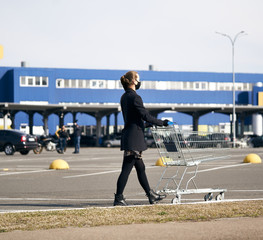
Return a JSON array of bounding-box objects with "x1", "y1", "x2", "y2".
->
[{"x1": 1, "y1": 66, "x2": 263, "y2": 140}]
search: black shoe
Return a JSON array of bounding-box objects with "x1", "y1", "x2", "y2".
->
[
  {"x1": 147, "y1": 189, "x2": 166, "y2": 204},
  {"x1": 113, "y1": 194, "x2": 128, "y2": 206}
]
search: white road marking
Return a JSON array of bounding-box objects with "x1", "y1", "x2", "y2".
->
[
  {"x1": 181, "y1": 198, "x2": 263, "y2": 205},
  {"x1": 230, "y1": 189, "x2": 263, "y2": 192},
  {"x1": 63, "y1": 169, "x2": 121, "y2": 178},
  {"x1": 0, "y1": 197, "x2": 111, "y2": 201},
  {"x1": 63, "y1": 166, "x2": 157, "y2": 179},
  {"x1": 188, "y1": 163, "x2": 251, "y2": 174},
  {"x1": 0, "y1": 169, "x2": 54, "y2": 176},
  {"x1": 0, "y1": 196, "x2": 262, "y2": 203}
]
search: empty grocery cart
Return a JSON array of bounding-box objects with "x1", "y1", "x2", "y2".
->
[{"x1": 151, "y1": 123, "x2": 231, "y2": 204}]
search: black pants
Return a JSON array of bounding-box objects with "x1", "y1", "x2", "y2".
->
[{"x1": 116, "y1": 155, "x2": 151, "y2": 195}]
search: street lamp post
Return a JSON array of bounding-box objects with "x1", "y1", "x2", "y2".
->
[{"x1": 216, "y1": 31, "x2": 246, "y2": 148}]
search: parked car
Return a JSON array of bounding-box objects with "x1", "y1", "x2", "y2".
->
[
  {"x1": 186, "y1": 133, "x2": 231, "y2": 148},
  {"x1": 209, "y1": 133, "x2": 231, "y2": 148},
  {"x1": 186, "y1": 134, "x2": 210, "y2": 148},
  {"x1": 0, "y1": 129, "x2": 38, "y2": 155},
  {"x1": 246, "y1": 134, "x2": 259, "y2": 148},
  {"x1": 102, "y1": 134, "x2": 121, "y2": 148},
  {"x1": 248, "y1": 135, "x2": 263, "y2": 147}
]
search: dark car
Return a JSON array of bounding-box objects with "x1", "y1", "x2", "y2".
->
[
  {"x1": 249, "y1": 135, "x2": 263, "y2": 147},
  {"x1": 186, "y1": 133, "x2": 230, "y2": 148},
  {"x1": 186, "y1": 134, "x2": 210, "y2": 148},
  {"x1": 209, "y1": 133, "x2": 231, "y2": 148},
  {"x1": 0, "y1": 129, "x2": 38, "y2": 155}
]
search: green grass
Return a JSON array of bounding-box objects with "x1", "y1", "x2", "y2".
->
[{"x1": 0, "y1": 200, "x2": 262, "y2": 233}]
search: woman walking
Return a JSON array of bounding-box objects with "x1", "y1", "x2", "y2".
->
[{"x1": 114, "y1": 71, "x2": 169, "y2": 206}]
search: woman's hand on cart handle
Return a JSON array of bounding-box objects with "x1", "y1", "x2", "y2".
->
[{"x1": 162, "y1": 120, "x2": 174, "y2": 126}]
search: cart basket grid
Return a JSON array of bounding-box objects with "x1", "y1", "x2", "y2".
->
[{"x1": 151, "y1": 124, "x2": 230, "y2": 204}]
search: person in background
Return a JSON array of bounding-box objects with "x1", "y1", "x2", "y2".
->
[
  {"x1": 56, "y1": 125, "x2": 70, "y2": 154},
  {"x1": 114, "y1": 71, "x2": 170, "y2": 206},
  {"x1": 73, "y1": 121, "x2": 81, "y2": 154}
]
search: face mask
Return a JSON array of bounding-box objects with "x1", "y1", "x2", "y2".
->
[{"x1": 135, "y1": 81, "x2": 141, "y2": 90}]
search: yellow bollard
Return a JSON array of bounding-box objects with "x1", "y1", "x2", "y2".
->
[
  {"x1": 49, "y1": 159, "x2": 70, "y2": 170},
  {"x1": 243, "y1": 154, "x2": 262, "y2": 164},
  {"x1": 155, "y1": 157, "x2": 173, "y2": 166}
]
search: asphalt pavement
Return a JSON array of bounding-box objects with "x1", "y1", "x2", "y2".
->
[{"x1": 0, "y1": 146, "x2": 263, "y2": 212}]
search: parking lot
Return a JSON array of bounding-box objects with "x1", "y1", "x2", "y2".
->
[{"x1": 0, "y1": 147, "x2": 263, "y2": 212}]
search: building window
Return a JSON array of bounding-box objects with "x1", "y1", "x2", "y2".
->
[
  {"x1": 64, "y1": 80, "x2": 70, "y2": 88},
  {"x1": 208, "y1": 82, "x2": 217, "y2": 91},
  {"x1": 20, "y1": 76, "x2": 26, "y2": 85},
  {"x1": 117, "y1": 81, "x2": 123, "y2": 89},
  {"x1": 35, "y1": 77, "x2": 41, "y2": 86},
  {"x1": 170, "y1": 81, "x2": 182, "y2": 90},
  {"x1": 183, "y1": 81, "x2": 188, "y2": 89},
  {"x1": 56, "y1": 79, "x2": 64, "y2": 88},
  {"x1": 54, "y1": 78, "x2": 252, "y2": 93},
  {"x1": 156, "y1": 81, "x2": 168, "y2": 90},
  {"x1": 194, "y1": 82, "x2": 207, "y2": 90},
  {"x1": 28, "y1": 77, "x2": 34, "y2": 85},
  {"x1": 142, "y1": 81, "x2": 156, "y2": 89},
  {"x1": 90, "y1": 80, "x2": 106, "y2": 88},
  {"x1": 85, "y1": 80, "x2": 90, "y2": 88},
  {"x1": 20, "y1": 76, "x2": 49, "y2": 87},
  {"x1": 189, "y1": 82, "x2": 194, "y2": 90},
  {"x1": 42, "y1": 77, "x2": 48, "y2": 86},
  {"x1": 71, "y1": 80, "x2": 77, "y2": 88},
  {"x1": 106, "y1": 80, "x2": 116, "y2": 89},
  {"x1": 78, "y1": 80, "x2": 84, "y2": 88}
]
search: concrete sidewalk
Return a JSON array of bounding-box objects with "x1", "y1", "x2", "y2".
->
[{"x1": 1, "y1": 217, "x2": 263, "y2": 240}]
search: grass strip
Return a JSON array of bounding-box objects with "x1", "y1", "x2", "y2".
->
[{"x1": 0, "y1": 200, "x2": 262, "y2": 233}]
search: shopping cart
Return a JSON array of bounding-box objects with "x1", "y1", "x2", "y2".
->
[{"x1": 151, "y1": 123, "x2": 231, "y2": 204}]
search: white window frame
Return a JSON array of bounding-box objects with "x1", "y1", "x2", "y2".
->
[
  {"x1": 53, "y1": 78, "x2": 253, "y2": 92},
  {"x1": 20, "y1": 76, "x2": 49, "y2": 87},
  {"x1": 64, "y1": 79, "x2": 70, "y2": 88},
  {"x1": 106, "y1": 80, "x2": 116, "y2": 89},
  {"x1": 208, "y1": 82, "x2": 217, "y2": 91},
  {"x1": 56, "y1": 79, "x2": 64, "y2": 88},
  {"x1": 90, "y1": 79, "x2": 106, "y2": 89},
  {"x1": 156, "y1": 81, "x2": 168, "y2": 90},
  {"x1": 71, "y1": 79, "x2": 77, "y2": 88},
  {"x1": 20, "y1": 76, "x2": 26, "y2": 86},
  {"x1": 42, "y1": 77, "x2": 48, "y2": 86},
  {"x1": 194, "y1": 82, "x2": 208, "y2": 90}
]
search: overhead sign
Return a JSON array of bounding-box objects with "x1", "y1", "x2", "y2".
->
[{"x1": 0, "y1": 45, "x2": 3, "y2": 59}]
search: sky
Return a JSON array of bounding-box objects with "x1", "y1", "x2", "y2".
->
[{"x1": 0, "y1": 0, "x2": 263, "y2": 73}]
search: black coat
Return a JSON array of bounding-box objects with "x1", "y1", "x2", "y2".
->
[
  {"x1": 120, "y1": 88, "x2": 164, "y2": 151},
  {"x1": 73, "y1": 125, "x2": 82, "y2": 137}
]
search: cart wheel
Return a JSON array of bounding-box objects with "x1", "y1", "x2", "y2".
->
[
  {"x1": 204, "y1": 193, "x2": 213, "y2": 201},
  {"x1": 215, "y1": 192, "x2": 225, "y2": 201},
  {"x1": 171, "y1": 194, "x2": 181, "y2": 204}
]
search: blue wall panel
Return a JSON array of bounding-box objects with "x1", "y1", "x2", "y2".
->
[
  {"x1": 1, "y1": 66, "x2": 263, "y2": 133},
  {"x1": 0, "y1": 70, "x2": 14, "y2": 102}
]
